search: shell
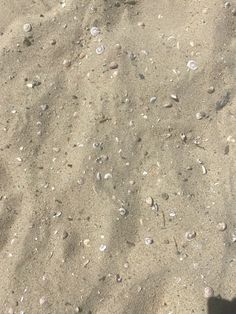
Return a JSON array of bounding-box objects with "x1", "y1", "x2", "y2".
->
[
  {"x1": 187, "y1": 60, "x2": 198, "y2": 70},
  {"x1": 96, "y1": 45, "x2": 105, "y2": 55},
  {"x1": 90, "y1": 27, "x2": 100, "y2": 36}
]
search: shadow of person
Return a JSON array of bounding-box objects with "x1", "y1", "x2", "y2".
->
[{"x1": 208, "y1": 296, "x2": 236, "y2": 314}]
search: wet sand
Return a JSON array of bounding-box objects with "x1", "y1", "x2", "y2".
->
[{"x1": 1, "y1": 1, "x2": 236, "y2": 313}]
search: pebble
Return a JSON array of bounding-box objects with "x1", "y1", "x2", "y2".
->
[
  {"x1": 185, "y1": 231, "x2": 196, "y2": 241},
  {"x1": 90, "y1": 26, "x2": 100, "y2": 37},
  {"x1": 137, "y1": 21, "x2": 145, "y2": 27},
  {"x1": 163, "y1": 103, "x2": 172, "y2": 108},
  {"x1": 207, "y1": 86, "x2": 215, "y2": 94},
  {"x1": 39, "y1": 296, "x2": 46, "y2": 305},
  {"x1": 217, "y1": 222, "x2": 227, "y2": 231},
  {"x1": 63, "y1": 59, "x2": 71, "y2": 67},
  {"x1": 40, "y1": 104, "x2": 48, "y2": 111},
  {"x1": 187, "y1": 60, "x2": 198, "y2": 70},
  {"x1": 204, "y1": 286, "x2": 214, "y2": 298},
  {"x1": 23, "y1": 23, "x2": 32, "y2": 32},
  {"x1": 196, "y1": 112, "x2": 206, "y2": 120},
  {"x1": 232, "y1": 8, "x2": 236, "y2": 15},
  {"x1": 161, "y1": 193, "x2": 169, "y2": 200},
  {"x1": 109, "y1": 62, "x2": 118, "y2": 69},
  {"x1": 99, "y1": 244, "x2": 107, "y2": 252},
  {"x1": 52, "y1": 147, "x2": 60, "y2": 153},
  {"x1": 62, "y1": 231, "x2": 69, "y2": 239},
  {"x1": 145, "y1": 237, "x2": 154, "y2": 245},
  {"x1": 150, "y1": 96, "x2": 157, "y2": 104},
  {"x1": 170, "y1": 94, "x2": 179, "y2": 102},
  {"x1": 50, "y1": 39, "x2": 56, "y2": 45},
  {"x1": 118, "y1": 207, "x2": 127, "y2": 216},
  {"x1": 145, "y1": 196, "x2": 154, "y2": 206},
  {"x1": 96, "y1": 45, "x2": 105, "y2": 55},
  {"x1": 96, "y1": 172, "x2": 102, "y2": 180}
]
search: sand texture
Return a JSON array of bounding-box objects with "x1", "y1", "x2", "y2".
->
[{"x1": 1, "y1": 1, "x2": 236, "y2": 313}]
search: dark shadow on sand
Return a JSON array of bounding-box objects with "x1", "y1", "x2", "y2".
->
[{"x1": 208, "y1": 297, "x2": 236, "y2": 314}]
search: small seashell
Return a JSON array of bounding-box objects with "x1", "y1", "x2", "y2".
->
[
  {"x1": 201, "y1": 165, "x2": 207, "y2": 175},
  {"x1": 187, "y1": 60, "x2": 198, "y2": 70},
  {"x1": 150, "y1": 96, "x2": 157, "y2": 104},
  {"x1": 145, "y1": 196, "x2": 154, "y2": 206},
  {"x1": 23, "y1": 23, "x2": 32, "y2": 32},
  {"x1": 170, "y1": 94, "x2": 179, "y2": 102},
  {"x1": 118, "y1": 207, "x2": 127, "y2": 216},
  {"x1": 145, "y1": 237, "x2": 154, "y2": 245},
  {"x1": 63, "y1": 59, "x2": 71, "y2": 67},
  {"x1": 39, "y1": 296, "x2": 46, "y2": 305},
  {"x1": 99, "y1": 244, "x2": 107, "y2": 252},
  {"x1": 196, "y1": 111, "x2": 206, "y2": 120},
  {"x1": 104, "y1": 173, "x2": 112, "y2": 179},
  {"x1": 217, "y1": 222, "x2": 227, "y2": 231},
  {"x1": 96, "y1": 45, "x2": 105, "y2": 55},
  {"x1": 185, "y1": 231, "x2": 196, "y2": 241},
  {"x1": 40, "y1": 104, "x2": 48, "y2": 111},
  {"x1": 163, "y1": 103, "x2": 172, "y2": 108},
  {"x1": 90, "y1": 26, "x2": 100, "y2": 37},
  {"x1": 207, "y1": 86, "x2": 215, "y2": 94},
  {"x1": 109, "y1": 61, "x2": 118, "y2": 69},
  {"x1": 204, "y1": 287, "x2": 214, "y2": 298}
]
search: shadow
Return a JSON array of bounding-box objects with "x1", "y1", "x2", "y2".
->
[{"x1": 208, "y1": 296, "x2": 236, "y2": 314}]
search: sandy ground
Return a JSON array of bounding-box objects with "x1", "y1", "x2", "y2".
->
[{"x1": 1, "y1": 0, "x2": 236, "y2": 313}]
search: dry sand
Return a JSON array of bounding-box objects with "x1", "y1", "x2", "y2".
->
[{"x1": 1, "y1": 0, "x2": 236, "y2": 313}]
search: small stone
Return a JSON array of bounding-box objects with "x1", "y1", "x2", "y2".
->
[
  {"x1": 50, "y1": 39, "x2": 56, "y2": 45},
  {"x1": 232, "y1": 8, "x2": 236, "y2": 15},
  {"x1": 185, "y1": 231, "x2": 196, "y2": 241},
  {"x1": 53, "y1": 147, "x2": 60, "y2": 153},
  {"x1": 39, "y1": 296, "x2": 46, "y2": 305},
  {"x1": 145, "y1": 196, "x2": 154, "y2": 206},
  {"x1": 187, "y1": 60, "x2": 198, "y2": 70},
  {"x1": 96, "y1": 45, "x2": 105, "y2": 55},
  {"x1": 109, "y1": 62, "x2": 118, "y2": 69},
  {"x1": 145, "y1": 237, "x2": 154, "y2": 245},
  {"x1": 196, "y1": 112, "x2": 206, "y2": 120},
  {"x1": 62, "y1": 231, "x2": 69, "y2": 239},
  {"x1": 170, "y1": 94, "x2": 179, "y2": 102},
  {"x1": 99, "y1": 244, "x2": 107, "y2": 252},
  {"x1": 23, "y1": 37, "x2": 32, "y2": 46},
  {"x1": 40, "y1": 104, "x2": 48, "y2": 111},
  {"x1": 207, "y1": 86, "x2": 215, "y2": 94},
  {"x1": 204, "y1": 286, "x2": 214, "y2": 298},
  {"x1": 79, "y1": 52, "x2": 86, "y2": 59},
  {"x1": 150, "y1": 96, "x2": 157, "y2": 104},
  {"x1": 137, "y1": 21, "x2": 145, "y2": 27},
  {"x1": 63, "y1": 59, "x2": 71, "y2": 67},
  {"x1": 163, "y1": 103, "x2": 172, "y2": 108},
  {"x1": 118, "y1": 207, "x2": 127, "y2": 216},
  {"x1": 224, "y1": 2, "x2": 231, "y2": 8},
  {"x1": 77, "y1": 177, "x2": 85, "y2": 185},
  {"x1": 23, "y1": 23, "x2": 32, "y2": 32},
  {"x1": 217, "y1": 222, "x2": 227, "y2": 231},
  {"x1": 161, "y1": 193, "x2": 169, "y2": 200},
  {"x1": 116, "y1": 274, "x2": 122, "y2": 282}
]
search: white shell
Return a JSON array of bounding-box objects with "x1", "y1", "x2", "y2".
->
[
  {"x1": 90, "y1": 27, "x2": 100, "y2": 37},
  {"x1": 96, "y1": 45, "x2": 105, "y2": 55},
  {"x1": 187, "y1": 60, "x2": 198, "y2": 70},
  {"x1": 23, "y1": 23, "x2": 32, "y2": 32}
]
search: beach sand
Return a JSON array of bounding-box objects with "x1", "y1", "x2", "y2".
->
[{"x1": 0, "y1": 1, "x2": 236, "y2": 313}]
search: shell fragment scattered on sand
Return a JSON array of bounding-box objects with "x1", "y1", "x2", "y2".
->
[
  {"x1": 23, "y1": 23, "x2": 32, "y2": 32},
  {"x1": 90, "y1": 27, "x2": 100, "y2": 36},
  {"x1": 96, "y1": 45, "x2": 105, "y2": 55},
  {"x1": 187, "y1": 60, "x2": 198, "y2": 70}
]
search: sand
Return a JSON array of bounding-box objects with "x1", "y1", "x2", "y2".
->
[{"x1": 1, "y1": 0, "x2": 236, "y2": 313}]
